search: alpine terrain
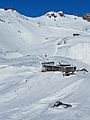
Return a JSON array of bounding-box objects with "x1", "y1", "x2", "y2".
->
[{"x1": 0, "y1": 8, "x2": 90, "y2": 120}]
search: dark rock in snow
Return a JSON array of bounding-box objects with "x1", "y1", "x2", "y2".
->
[{"x1": 83, "y1": 13, "x2": 90, "y2": 22}]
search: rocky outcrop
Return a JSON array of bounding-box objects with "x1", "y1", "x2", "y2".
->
[
  {"x1": 46, "y1": 11, "x2": 65, "y2": 18},
  {"x1": 83, "y1": 14, "x2": 90, "y2": 22},
  {"x1": 4, "y1": 8, "x2": 16, "y2": 11},
  {"x1": 58, "y1": 11, "x2": 65, "y2": 17}
]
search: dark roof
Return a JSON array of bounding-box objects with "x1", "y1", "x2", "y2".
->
[
  {"x1": 42, "y1": 62, "x2": 54, "y2": 65},
  {"x1": 43, "y1": 64, "x2": 61, "y2": 68}
]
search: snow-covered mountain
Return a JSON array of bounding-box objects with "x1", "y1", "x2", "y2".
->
[{"x1": 0, "y1": 8, "x2": 90, "y2": 120}]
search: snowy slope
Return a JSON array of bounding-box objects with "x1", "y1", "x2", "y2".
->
[{"x1": 0, "y1": 9, "x2": 90, "y2": 120}]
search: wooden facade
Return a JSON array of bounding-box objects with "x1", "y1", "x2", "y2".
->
[
  {"x1": 63, "y1": 66, "x2": 76, "y2": 76},
  {"x1": 42, "y1": 62, "x2": 76, "y2": 76},
  {"x1": 42, "y1": 65, "x2": 61, "y2": 72}
]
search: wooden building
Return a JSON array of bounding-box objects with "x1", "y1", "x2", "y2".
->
[{"x1": 41, "y1": 62, "x2": 76, "y2": 76}]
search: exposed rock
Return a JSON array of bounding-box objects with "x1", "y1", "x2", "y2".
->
[
  {"x1": 52, "y1": 101, "x2": 72, "y2": 108},
  {"x1": 46, "y1": 11, "x2": 65, "y2": 18},
  {"x1": 4, "y1": 8, "x2": 16, "y2": 11},
  {"x1": 46, "y1": 12, "x2": 57, "y2": 18},
  {"x1": 58, "y1": 11, "x2": 65, "y2": 17},
  {"x1": 51, "y1": 13, "x2": 57, "y2": 18},
  {"x1": 83, "y1": 13, "x2": 90, "y2": 22}
]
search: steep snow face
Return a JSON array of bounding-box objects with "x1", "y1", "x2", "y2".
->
[
  {"x1": 0, "y1": 9, "x2": 43, "y2": 56},
  {"x1": 56, "y1": 35, "x2": 90, "y2": 64},
  {"x1": 0, "y1": 9, "x2": 90, "y2": 120}
]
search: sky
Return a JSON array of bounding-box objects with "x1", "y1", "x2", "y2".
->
[{"x1": 0, "y1": 0, "x2": 90, "y2": 17}]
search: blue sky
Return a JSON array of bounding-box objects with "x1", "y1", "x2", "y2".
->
[{"x1": 0, "y1": 0, "x2": 90, "y2": 17}]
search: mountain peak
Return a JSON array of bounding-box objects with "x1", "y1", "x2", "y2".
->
[{"x1": 45, "y1": 11, "x2": 65, "y2": 18}]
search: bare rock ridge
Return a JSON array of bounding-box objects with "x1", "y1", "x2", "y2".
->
[{"x1": 45, "y1": 11, "x2": 90, "y2": 22}]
